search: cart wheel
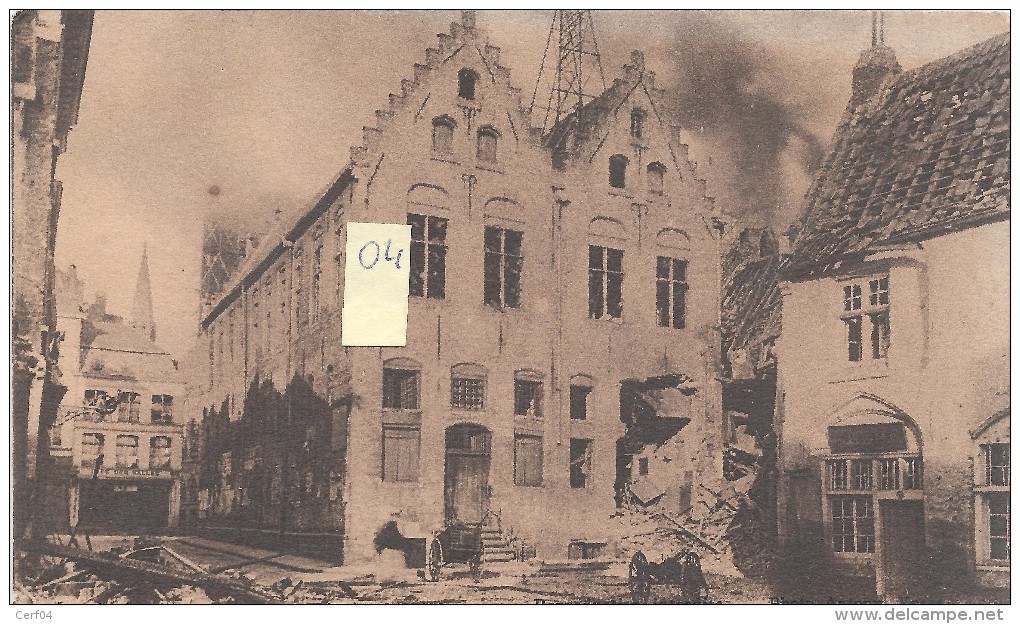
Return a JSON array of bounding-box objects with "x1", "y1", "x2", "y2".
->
[
  {"x1": 628, "y1": 551, "x2": 651, "y2": 604},
  {"x1": 426, "y1": 539, "x2": 444, "y2": 582}
]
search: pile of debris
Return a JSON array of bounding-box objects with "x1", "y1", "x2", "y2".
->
[
  {"x1": 13, "y1": 537, "x2": 274, "y2": 604},
  {"x1": 611, "y1": 464, "x2": 769, "y2": 577}
]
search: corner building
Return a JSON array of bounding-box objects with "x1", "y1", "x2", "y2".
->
[{"x1": 194, "y1": 12, "x2": 725, "y2": 563}]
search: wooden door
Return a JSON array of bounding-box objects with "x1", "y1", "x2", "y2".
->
[
  {"x1": 445, "y1": 424, "x2": 491, "y2": 523},
  {"x1": 879, "y1": 500, "x2": 926, "y2": 600}
]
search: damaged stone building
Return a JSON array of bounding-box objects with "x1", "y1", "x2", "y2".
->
[
  {"x1": 189, "y1": 11, "x2": 727, "y2": 564},
  {"x1": 776, "y1": 33, "x2": 1009, "y2": 599},
  {"x1": 11, "y1": 9, "x2": 94, "y2": 539}
]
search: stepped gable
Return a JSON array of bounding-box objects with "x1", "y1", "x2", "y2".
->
[
  {"x1": 542, "y1": 50, "x2": 714, "y2": 203},
  {"x1": 787, "y1": 33, "x2": 1010, "y2": 279},
  {"x1": 349, "y1": 10, "x2": 540, "y2": 169}
]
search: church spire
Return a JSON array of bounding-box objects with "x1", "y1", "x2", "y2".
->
[{"x1": 131, "y1": 243, "x2": 156, "y2": 342}]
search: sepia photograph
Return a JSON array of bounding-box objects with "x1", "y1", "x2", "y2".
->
[{"x1": 8, "y1": 7, "x2": 1011, "y2": 612}]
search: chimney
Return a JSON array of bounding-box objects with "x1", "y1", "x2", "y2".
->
[{"x1": 849, "y1": 12, "x2": 901, "y2": 109}]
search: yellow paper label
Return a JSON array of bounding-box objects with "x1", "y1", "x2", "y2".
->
[{"x1": 341, "y1": 222, "x2": 412, "y2": 346}]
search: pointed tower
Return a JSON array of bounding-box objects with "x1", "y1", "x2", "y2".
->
[{"x1": 131, "y1": 244, "x2": 156, "y2": 342}]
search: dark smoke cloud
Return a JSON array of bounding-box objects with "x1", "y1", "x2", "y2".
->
[{"x1": 665, "y1": 11, "x2": 826, "y2": 229}]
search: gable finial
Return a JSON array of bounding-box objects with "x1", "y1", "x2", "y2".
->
[{"x1": 871, "y1": 10, "x2": 878, "y2": 48}]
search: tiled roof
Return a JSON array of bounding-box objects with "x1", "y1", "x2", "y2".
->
[
  {"x1": 786, "y1": 33, "x2": 1010, "y2": 278},
  {"x1": 721, "y1": 229, "x2": 782, "y2": 371},
  {"x1": 80, "y1": 320, "x2": 182, "y2": 384}
]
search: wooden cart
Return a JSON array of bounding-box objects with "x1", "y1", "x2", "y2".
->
[
  {"x1": 423, "y1": 522, "x2": 484, "y2": 581},
  {"x1": 627, "y1": 550, "x2": 709, "y2": 604}
]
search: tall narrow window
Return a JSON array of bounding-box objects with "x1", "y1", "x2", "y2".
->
[
  {"x1": 312, "y1": 244, "x2": 322, "y2": 322},
  {"x1": 115, "y1": 435, "x2": 139, "y2": 468},
  {"x1": 484, "y1": 226, "x2": 523, "y2": 308},
  {"x1": 117, "y1": 392, "x2": 141, "y2": 423},
  {"x1": 570, "y1": 384, "x2": 592, "y2": 420},
  {"x1": 609, "y1": 154, "x2": 628, "y2": 189},
  {"x1": 458, "y1": 68, "x2": 478, "y2": 100},
  {"x1": 150, "y1": 436, "x2": 172, "y2": 469},
  {"x1": 589, "y1": 245, "x2": 623, "y2": 320},
  {"x1": 477, "y1": 126, "x2": 500, "y2": 164},
  {"x1": 656, "y1": 256, "x2": 688, "y2": 329},
  {"x1": 977, "y1": 441, "x2": 1010, "y2": 564},
  {"x1": 630, "y1": 109, "x2": 646, "y2": 139},
  {"x1": 81, "y1": 433, "x2": 104, "y2": 468},
  {"x1": 842, "y1": 276, "x2": 890, "y2": 362},
  {"x1": 432, "y1": 116, "x2": 456, "y2": 154},
  {"x1": 514, "y1": 434, "x2": 543, "y2": 486},
  {"x1": 647, "y1": 162, "x2": 665, "y2": 195},
  {"x1": 569, "y1": 438, "x2": 593, "y2": 489},
  {"x1": 382, "y1": 424, "x2": 420, "y2": 482},
  {"x1": 151, "y1": 394, "x2": 173, "y2": 424},
  {"x1": 408, "y1": 213, "x2": 448, "y2": 299},
  {"x1": 988, "y1": 493, "x2": 1010, "y2": 562}
]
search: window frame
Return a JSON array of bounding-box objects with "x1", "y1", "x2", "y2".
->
[
  {"x1": 656, "y1": 255, "x2": 688, "y2": 329},
  {"x1": 975, "y1": 441, "x2": 1011, "y2": 567},
  {"x1": 514, "y1": 379, "x2": 543, "y2": 418},
  {"x1": 458, "y1": 68, "x2": 479, "y2": 100},
  {"x1": 588, "y1": 245, "x2": 624, "y2": 320},
  {"x1": 476, "y1": 126, "x2": 500, "y2": 164},
  {"x1": 382, "y1": 366, "x2": 421, "y2": 410},
  {"x1": 149, "y1": 436, "x2": 172, "y2": 469},
  {"x1": 115, "y1": 434, "x2": 140, "y2": 468},
  {"x1": 647, "y1": 161, "x2": 666, "y2": 195},
  {"x1": 630, "y1": 109, "x2": 646, "y2": 139},
  {"x1": 431, "y1": 115, "x2": 456, "y2": 155},
  {"x1": 483, "y1": 225, "x2": 523, "y2": 309},
  {"x1": 408, "y1": 213, "x2": 448, "y2": 299},
  {"x1": 569, "y1": 438, "x2": 594, "y2": 489},
  {"x1": 840, "y1": 275, "x2": 890, "y2": 362},
  {"x1": 609, "y1": 154, "x2": 629, "y2": 189}
]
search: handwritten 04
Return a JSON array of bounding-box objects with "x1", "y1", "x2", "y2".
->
[{"x1": 358, "y1": 238, "x2": 404, "y2": 270}]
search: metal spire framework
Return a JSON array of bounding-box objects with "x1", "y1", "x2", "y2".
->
[{"x1": 530, "y1": 10, "x2": 607, "y2": 134}]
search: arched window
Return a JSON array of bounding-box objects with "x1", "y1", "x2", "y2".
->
[
  {"x1": 431, "y1": 116, "x2": 456, "y2": 154},
  {"x1": 458, "y1": 68, "x2": 479, "y2": 100},
  {"x1": 609, "y1": 154, "x2": 628, "y2": 189},
  {"x1": 647, "y1": 162, "x2": 666, "y2": 195},
  {"x1": 630, "y1": 109, "x2": 646, "y2": 139},
  {"x1": 477, "y1": 126, "x2": 500, "y2": 164}
]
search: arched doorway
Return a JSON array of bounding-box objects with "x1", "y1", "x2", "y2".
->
[
  {"x1": 445, "y1": 424, "x2": 491, "y2": 523},
  {"x1": 822, "y1": 394, "x2": 925, "y2": 599}
]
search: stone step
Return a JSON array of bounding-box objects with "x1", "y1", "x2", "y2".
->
[
  {"x1": 483, "y1": 546, "x2": 514, "y2": 556},
  {"x1": 481, "y1": 553, "x2": 515, "y2": 563}
]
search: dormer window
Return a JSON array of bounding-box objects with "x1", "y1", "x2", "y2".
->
[
  {"x1": 647, "y1": 162, "x2": 665, "y2": 195},
  {"x1": 458, "y1": 68, "x2": 479, "y2": 100},
  {"x1": 609, "y1": 154, "x2": 629, "y2": 189},
  {"x1": 630, "y1": 109, "x2": 646, "y2": 139},
  {"x1": 431, "y1": 115, "x2": 456, "y2": 154},
  {"x1": 477, "y1": 126, "x2": 500, "y2": 164}
]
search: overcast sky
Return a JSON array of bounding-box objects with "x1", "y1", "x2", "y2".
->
[{"x1": 53, "y1": 9, "x2": 1009, "y2": 357}]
